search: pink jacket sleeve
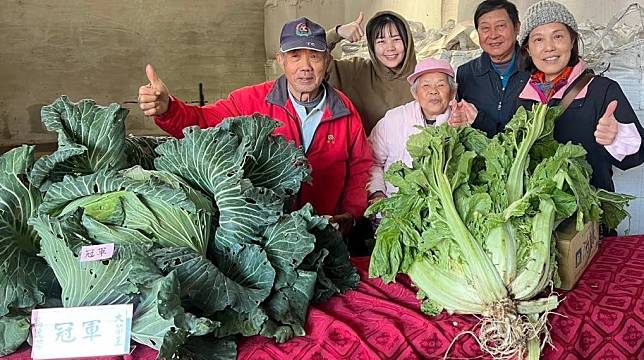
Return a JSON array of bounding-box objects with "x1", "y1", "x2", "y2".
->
[
  {"x1": 604, "y1": 122, "x2": 642, "y2": 161},
  {"x1": 368, "y1": 119, "x2": 388, "y2": 196}
]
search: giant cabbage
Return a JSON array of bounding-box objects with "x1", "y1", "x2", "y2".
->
[{"x1": 0, "y1": 96, "x2": 359, "y2": 359}]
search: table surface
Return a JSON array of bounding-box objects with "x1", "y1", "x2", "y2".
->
[{"x1": 4, "y1": 236, "x2": 643, "y2": 360}]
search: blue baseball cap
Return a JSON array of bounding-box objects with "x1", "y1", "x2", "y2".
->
[{"x1": 279, "y1": 17, "x2": 327, "y2": 52}]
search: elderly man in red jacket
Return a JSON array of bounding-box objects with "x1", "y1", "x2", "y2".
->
[{"x1": 137, "y1": 17, "x2": 372, "y2": 237}]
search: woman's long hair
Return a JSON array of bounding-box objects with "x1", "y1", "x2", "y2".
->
[{"x1": 366, "y1": 14, "x2": 409, "y2": 57}]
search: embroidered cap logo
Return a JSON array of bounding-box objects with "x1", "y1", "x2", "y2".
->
[{"x1": 296, "y1": 23, "x2": 311, "y2": 37}]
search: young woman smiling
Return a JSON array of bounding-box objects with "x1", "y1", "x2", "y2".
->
[
  {"x1": 322, "y1": 11, "x2": 418, "y2": 254},
  {"x1": 326, "y1": 11, "x2": 417, "y2": 136}
]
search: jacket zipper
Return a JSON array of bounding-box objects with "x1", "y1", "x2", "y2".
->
[
  {"x1": 497, "y1": 86, "x2": 504, "y2": 112},
  {"x1": 277, "y1": 104, "x2": 327, "y2": 213},
  {"x1": 278, "y1": 104, "x2": 308, "y2": 152},
  {"x1": 276, "y1": 100, "x2": 347, "y2": 213}
]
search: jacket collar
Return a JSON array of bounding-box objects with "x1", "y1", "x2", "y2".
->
[
  {"x1": 519, "y1": 60, "x2": 591, "y2": 102},
  {"x1": 266, "y1": 75, "x2": 351, "y2": 121},
  {"x1": 412, "y1": 101, "x2": 450, "y2": 126},
  {"x1": 473, "y1": 44, "x2": 521, "y2": 77}
]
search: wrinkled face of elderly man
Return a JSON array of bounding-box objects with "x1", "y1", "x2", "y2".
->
[
  {"x1": 411, "y1": 72, "x2": 456, "y2": 119},
  {"x1": 277, "y1": 49, "x2": 330, "y2": 102}
]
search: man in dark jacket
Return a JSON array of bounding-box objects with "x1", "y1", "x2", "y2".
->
[
  {"x1": 136, "y1": 17, "x2": 372, "y2": 238},
  {"x1": 456, "y1": 0, "x2": 530, "y2": 137}
]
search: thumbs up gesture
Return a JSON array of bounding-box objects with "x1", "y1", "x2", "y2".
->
[
  {"x1": 138, "y1": 64, "x2": 170, "y2": 117},
  {"x1": 448, "y1": 99, "x2": 477, "y2": 127},
  {"x1": 337, "y1": 12, "x2": 365, "y2": 42},
  {"x1": 594, "y1": 100, "x2": 619, "y2": 146},
  {"x1": 448, "y1": 99, "x2": 466, "y2": 127}
]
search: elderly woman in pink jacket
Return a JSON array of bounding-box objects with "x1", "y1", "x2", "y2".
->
[{"x1": 368, "y1": 58, "x2": 469, "y2": 203}]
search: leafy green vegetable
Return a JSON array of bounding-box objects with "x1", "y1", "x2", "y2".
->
[
  {"x1": 30, "y1": 97, "x2": 170, "y2": 191},
  {"x1": 124, "y1": 135, "x2": 169, "y2": 170},
  {"x1": 176, "y1": 336, "x2": 237, "y2": 360},
  {"x1": 151, "y1": 119, "x2": 357, "y2": 343},
  {"x1": 39, "y1": 170, "x2": 207, "y2": 254},
  {"x1": 131, "y1": 271, "x2": 218, "y2": 357},
  {"x1": 31, "y1": 214, "x2": 159, "y2": 307},
  {"x1": 31, "y1": 96, "x2": 129, "y2": 190},
  {"x1": 597, "y1": 189, "x2": 635, "y2": 230},
  {"x1": 299, "y1": 215, "x2": 360, "y2": 303},
  {"x1": 154, "y1": 117, "x2": 307, "y2": 252},
  {"x1": 152, "y1": 245, "x2": 275, "y2": 315},
  {"x1": 0, "y1": 146, "x2": 56, "y2": 317},
  {"x1": 368, "y1": 104, "x2": 633, "y2": 359},
  {"x1": 0, "y1": 314, "x2": 30, "y2": 356}
]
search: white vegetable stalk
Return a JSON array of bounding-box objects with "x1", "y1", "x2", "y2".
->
[{"x1": 369, "y1": 104, "x2": 632, "y2": 359}]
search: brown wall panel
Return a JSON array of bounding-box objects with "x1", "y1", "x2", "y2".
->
[{"x1": 0, "y1": 0, "x2": 266, "y2": 147}]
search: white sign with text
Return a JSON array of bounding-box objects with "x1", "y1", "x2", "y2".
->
[
  {"x1": 79, "y1": 243, "x2": 115, "y2": 262},
  {"x1": 31, "y1": 304, "x2": 133, "y2": 359}
]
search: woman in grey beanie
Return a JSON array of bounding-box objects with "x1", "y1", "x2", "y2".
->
[{"x1": 515, "y1": 0, "x2": 644, "y2": 203}]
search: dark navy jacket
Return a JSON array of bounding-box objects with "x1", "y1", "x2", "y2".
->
[{"x1": 456, "y1": 47, "x2": 530, "y2": 137}]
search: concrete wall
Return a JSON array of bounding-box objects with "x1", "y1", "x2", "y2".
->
[
  {"x1": 515, "y1": 0, "x2": 643, "y2": 27},
  {"x1": 441, "y1": 0, "x2": 643, "y2": 27},
  {"x1": 0, "y1": 0, "x2": 266, "y2": 148}
]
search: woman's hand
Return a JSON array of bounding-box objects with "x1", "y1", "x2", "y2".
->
[
  {"x1": 337, "y1": 12, "x2": 365, "y2": 42},
  {"x1": 595, "y1": 100, "x2": 619, "y2": 145}
]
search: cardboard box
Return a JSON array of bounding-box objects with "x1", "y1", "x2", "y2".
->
[{"x1": 554, "y1": 219, "x2": 600, "y2": 290}]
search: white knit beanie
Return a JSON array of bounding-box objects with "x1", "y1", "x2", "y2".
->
[{"x1": 518, "y1": 0, "x2": 578, "y2": 45}]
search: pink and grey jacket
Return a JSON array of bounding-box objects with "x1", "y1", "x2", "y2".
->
[{"x1": 517, "y1": 60, "x2": 644, "y2": 191}]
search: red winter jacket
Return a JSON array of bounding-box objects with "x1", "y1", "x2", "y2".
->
[{"x1": 154, "y1": 76, "x2": 372, "y2": 219}]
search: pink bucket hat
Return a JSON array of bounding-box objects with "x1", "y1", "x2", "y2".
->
[{"x1": 407, "y1": 58, "x2": 455, "y2": 85}]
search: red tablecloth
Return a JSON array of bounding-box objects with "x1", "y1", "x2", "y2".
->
[{"x1": 4, "y1": 236, "x2": 643, "y2": 359}]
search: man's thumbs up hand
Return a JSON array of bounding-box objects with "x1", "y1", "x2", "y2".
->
[
  {"x1": 138, "y1": 64, "x2": 169, "y2": 117},
  {"x1": 594, "y1": 100, "x2": 619, "y2": 146}
]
